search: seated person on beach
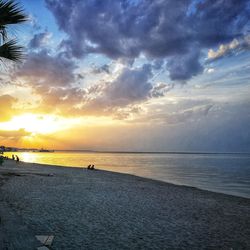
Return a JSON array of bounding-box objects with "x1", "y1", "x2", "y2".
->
[
  {"x1": 87, "y1": 164, "x2": 95, "y2": 170},
  {"x1": 16, "y1": 155, "x2": 19, "y2": 162}
]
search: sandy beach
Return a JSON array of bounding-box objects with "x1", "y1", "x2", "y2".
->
[{"x1": 0, "y1": 160, "x2": 249, "y2": 250}]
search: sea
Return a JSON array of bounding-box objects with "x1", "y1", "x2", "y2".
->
[{"x1": 4, "y1": 151, "x2": 250, "y2": 199}]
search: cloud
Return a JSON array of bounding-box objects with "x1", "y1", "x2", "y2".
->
[
  {"x1": 29, "y1": 31, "x2": 52, "y2": 49},
  {"x1": 207, "y1": 35, "x2": 250, "y2": 61},
  {"x1": 164, "y1": 104, "x2": 214, "y2": 124},
  {"x1": 83, "y1": 64, "x2": 153, "y2": 114},
  {"x1": 167, "y1": 48, "x2": 203, "y2": 81},
  {"x1": 12, "y1": 60, "x2": 159, "y2": 118},
  {"x1": 10, "y1": 46, "x2": 170, "y2": 118},
  {"x1": 14, "y1": 50, "x2": 77, "y2": 87},
  {"x1": 204, "y1": 68, "x2": 215, "y2": 74},
  {"x1": 91, "y1": 64, "x2": 110, "y2": 74},
  {"x1": 105, "y1": 64, "x2": 153, "y2": 105},
  {"x1": 37, "y1": 86, "x2": 86, "y2": 114},
  {"x1": 189, "y1": 0, "x2": 249, "y2": 46},
  {"x1": 28, "y1": 14, "x2": 42, "y2": 31},
  {"x1": 152, "y1": 59, "x2": 165, "y2": 70},
  {"x1": 45, "y1": 0, "x2": 190, "y2": 59},
  {"x1": 132, "y1": 99, "x2": 215, "y2": 124},
  {"x1": 151, "y1": 83, "x2": 174, "y2": 98},
  {"x1": 0, "y1": 95, "x2": 18, "y2": 122},
  {"x1": 46, "y1": 0, "x2": 249, "y2": 81},
  {"x1": 0, "y1": 128, "x2": 31, "y2": 139}
]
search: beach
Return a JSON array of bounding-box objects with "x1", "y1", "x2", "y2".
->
[{"x1": 0, "y1": 160, "x2": 250, "y2": 249}]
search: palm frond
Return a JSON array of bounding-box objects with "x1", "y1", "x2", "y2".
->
[
  {"x1": 0, "y1": 39, "x2": 24, "y2": 61},
  {"x1": 0, "y1": 0, "x2": 27, "y2": 27},
  {"x1": 0, "y1": 24, "x2": 7, "y2": 41}
]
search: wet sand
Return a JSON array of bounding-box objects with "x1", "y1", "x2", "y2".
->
[{"x1": 0, "y1": 159, "x2": 250, "y2": 249}]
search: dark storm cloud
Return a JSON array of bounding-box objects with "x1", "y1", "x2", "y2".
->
[
  {"x1": 29, "y1": 32, "x2": 51, "y2": 49},
  {"x1": 45, "y1": 0, "x2": 190, "y2": 59},
  {"x1": 192, "y1": 0, "x2": 250, "y2": 46},
  {"x1": 14, "y1": 49, "x2": 77, "y2": 87},
  {"x1": 46, "y1": 0, "x2": 250, "y2": 81},
  {"x1": 152, "y1": 59, "x2": 165, "y2": 70},
  {"x1": 167, "y1": 47, "x2": 203, "y2": 81}
]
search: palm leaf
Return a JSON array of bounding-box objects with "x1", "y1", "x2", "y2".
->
[
  {"x1": 0, "y1": 39, "x2": 24, "y2": 61},
  {"x1": 0, "y1": 0, "x2": 27, "y2": 27},
  {"x1": 0, "y1": 25, "x2": 7, "y2": 41},
  {"x1": 0, "y1": 1, "x2": 27, "y2": 62}
]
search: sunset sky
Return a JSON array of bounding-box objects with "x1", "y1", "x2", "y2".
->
[{"x1": 0, "y1": 0, "x2": 250, "y2": 152}]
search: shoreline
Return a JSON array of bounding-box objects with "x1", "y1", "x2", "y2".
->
[
  {"x1": 3, "y1": 157, "x2": 250, "y2": 200},
  {"x1": 6, "y1": 161, "x2": 250, "y2": 200},
  {"x1": 1, "y1": 160, "x2": 250, "y2": 249}
]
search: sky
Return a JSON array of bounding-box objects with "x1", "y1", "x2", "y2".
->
[{"x1": 0, "y1": 0, "x2": 250, "y2": 152}]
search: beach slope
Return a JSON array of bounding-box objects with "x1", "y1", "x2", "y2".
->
[{"x1": 0, "y1": 160, "x2": 250, "y2": 249}]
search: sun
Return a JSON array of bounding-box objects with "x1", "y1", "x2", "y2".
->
[{"x1": 0, "y1": 113, "x2": 76, "y2": 134}]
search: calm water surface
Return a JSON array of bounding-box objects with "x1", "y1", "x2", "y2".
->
[{"x1": 5, "y1": 151, "x2": 250, "y2": 198}]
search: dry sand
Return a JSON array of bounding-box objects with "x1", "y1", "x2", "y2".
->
[{"x1": 0, "y1": 159, "x2": 250, "y2": 250}]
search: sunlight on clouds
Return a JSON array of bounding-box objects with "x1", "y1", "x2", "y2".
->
[
  {"x1": 1, "y1": 84, "x2": 41, "y2": 109},
  {"x1": 0, "y1": 0, "x2": 249, "y2": 152},
  {"x1": 79, "y1": 116, "x2": 124, "y2": 126},
  {"x1": 0, "y1": 113, "x2": 120, "y2": 136},
  {"x1": 0, "y1": 114, "x2": 79, "y2": 134}
]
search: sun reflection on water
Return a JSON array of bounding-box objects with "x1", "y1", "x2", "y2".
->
[
  {"x1": 20, "y1": 152, "x2": 37, "y2": 163},
  {"x1": 4, "y1": 152, "x2": 38, "y2": 164}
]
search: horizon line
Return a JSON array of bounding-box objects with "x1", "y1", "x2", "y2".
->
[{"x1": 1, "y1": 146, "x2": 250, "y2": 154}]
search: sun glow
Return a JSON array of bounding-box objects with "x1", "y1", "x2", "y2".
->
[{"x1": 0, "y1": 113, "x2": 78, "y2": 134}]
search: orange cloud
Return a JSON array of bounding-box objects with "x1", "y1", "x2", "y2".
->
[{"x1": 0, "y1": 95, "x2": 18, "y2": 122}]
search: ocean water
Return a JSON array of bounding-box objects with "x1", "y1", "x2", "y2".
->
[{"x1": 4, "y1": 151, "x2": 250, "y2": 199}]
